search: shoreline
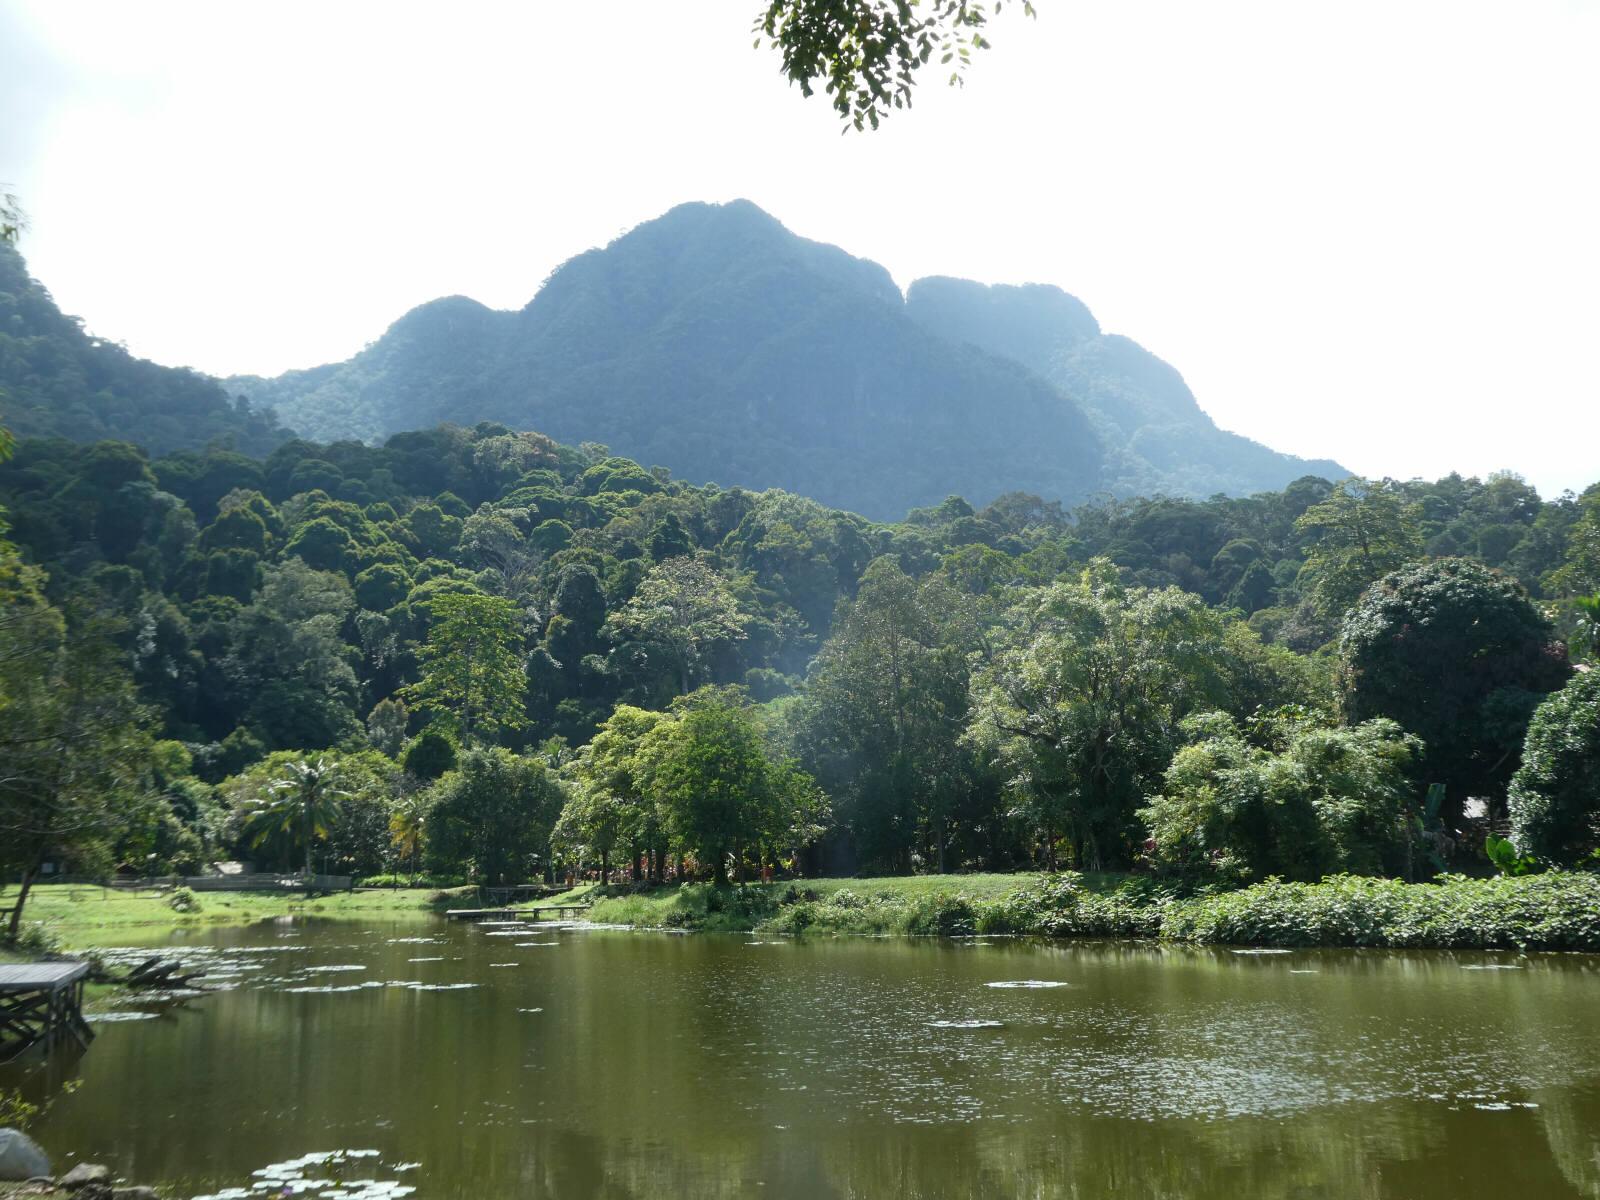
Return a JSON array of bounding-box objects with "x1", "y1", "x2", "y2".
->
[
  {"x1": 7, "y1": 871, "x2": 1599, "y2": 954},
  {"x1": 583, "y1": 871, "x2": 1600, "y2": 952}
]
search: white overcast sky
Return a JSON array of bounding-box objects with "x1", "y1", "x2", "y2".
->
[{"x1": 3, "y1": 1, "x2": 1598, "y2": 498}]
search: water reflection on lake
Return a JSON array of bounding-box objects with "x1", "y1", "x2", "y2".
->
[{"x1": 11, "y1": 920, "x2": 1600, "y2": 1199}]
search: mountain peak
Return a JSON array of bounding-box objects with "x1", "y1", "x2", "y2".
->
[{"x1": 220, "y1": 203, "x2": 1342, "y2": 515}]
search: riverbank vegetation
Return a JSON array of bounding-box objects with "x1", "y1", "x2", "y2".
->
[
  {"x1": 588, "y1": 870, "x2": 1600, "y2": 951},
  {"x1": 20, "y1": 869, "x2": 1599, "y2": 955},
  {"x1": 3, "y1": 416, "x2": 1599, "y2": 944}
]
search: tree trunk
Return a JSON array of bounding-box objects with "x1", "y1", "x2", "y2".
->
[
  {"x1": 632, "y1": 850, "x2": 643, "y2": 882},
  {"x1": 7, "y1": 863, "x2": 39, "y2": 940},
  {"x1": 713, "y1": 848, "x2": 729, "y2": 887},
  {"x1": 600, "y1": 848, "x2": 609, "y2": 885}
]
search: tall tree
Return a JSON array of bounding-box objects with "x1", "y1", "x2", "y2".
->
[
  {"x1": 969, "y1": 561, "x2": 1231, "y2": 870},
  {"x1": 1549, "y1": 486, "x2": 1600, "y2": 598},
  {"x1": 0, "y1": 188, "x2": 24, "y2": 246},
  {"x1": 424, "y1": 747, "x2": 566, "y2": 883},
  {"x1": 645, "y1": 689, "x2": 826, "y2": 885},
  {"x1": 221, "y1": 557, "x2": 361, "y2": 748},
  {"x1": 792, "y1": 558, "x2": 976, "y2": 871},
  {"x1": 402, "y1": 591, "x2": 529, "y2": 744},
  {"x1": 243, "y1": 757, "x2": 349, "y2": 879},
  {"x1": 605, "y1": 557, "x2": 745, "y2": 696},
  {"x1": 555, "y1": 705, "x2": 666, "y2": 882},
  {"x1": 1294, "y1": 477, "x2": 1422, "y2": 619},
  {"x1": 0, "y1": 562, "x2": 153, "y2": 937},
  {"x1": 1339, "y1": 558, "x2": 1569, "y2": 825},
  {"x1": 0, "y1": 188, "x2": 24, "y2": 542},
  {"x1": 388, "y1": 790, "x2": 430, "y2": 883}
]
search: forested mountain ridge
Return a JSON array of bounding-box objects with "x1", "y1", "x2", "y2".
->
[
  {"x1": 0, "y1": 242, "x2": 295, "y2": 457},
  {"x1": 234, "y1": 201, "x2": 1104, "y2": 519},
  {"x1": 2, "y1": 201, "x2": 1340, "y2": 520},
  {"x1": 231, "y1": 200, "x2": 1339, "y2": 518},
  {"x1": 904, "y1": 276, "x2": 1347, "y2": 497}
]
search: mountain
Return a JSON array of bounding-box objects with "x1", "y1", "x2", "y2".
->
[
  {"x1": 903, "y1": 276, "x2": 1347, "y2": 497},
  {"x1": 6, "y1": 201, "x2": 1344, "y2": 520},
  {"x1": 0, "y1": 242, "x2": 294, "y2": 458},
  {"x1": 233, "y1": 201, "x2": 1113, "y2": 519}
]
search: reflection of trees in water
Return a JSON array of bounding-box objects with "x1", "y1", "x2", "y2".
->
[
  {"x1": 514, "y1": 1101, "x2": 1596, "y2": 1200},
  {"x1": 35, "y1": 927, "x2": 1600, "y2": 1199},
  {"x1": 832, "y1": 1120, "x2": 1405, "y2": 1200},
  {"x1": 1536, "y1": 1085, "x2": 1600, "y2": 1198}
]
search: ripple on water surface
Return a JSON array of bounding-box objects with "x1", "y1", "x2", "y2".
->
[{"x1": 81, "y1": 930, "x2": 1597, "y2": 1143}]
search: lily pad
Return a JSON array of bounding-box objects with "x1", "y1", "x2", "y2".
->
[{"x1": 985, "y1": 980, "x2": 1068, "y2": 989}]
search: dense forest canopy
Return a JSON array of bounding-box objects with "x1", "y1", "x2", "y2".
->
[{"x1": 2, "y1": 413, "x2": 1596, "y2": 910}]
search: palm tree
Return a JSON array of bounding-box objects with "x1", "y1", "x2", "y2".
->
[
  {"x1": 389, "y1": 791, "x2": 430, "y2": 885},
  {"x1": 1570, "y1": 595, "x2": 1600, "y2": 664},
  {"x1": 246, "y1": 757, "x2": 348, "y2": 879}
]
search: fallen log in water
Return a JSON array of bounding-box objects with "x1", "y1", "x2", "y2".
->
[{"x1": 122, "y1": 956, "x2": 210, "y2": 990}]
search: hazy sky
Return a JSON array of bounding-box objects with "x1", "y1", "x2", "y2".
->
[{"x1": 3, "y1": 1, "x2": 1597, "y2": 498}]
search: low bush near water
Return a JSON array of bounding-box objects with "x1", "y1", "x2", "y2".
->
[
  {"x1": 1165, "y1": 871, "x2": 1600, "y2": 950},
  {"x1": 587, "y1": 882, "x2": 782, "y2": 932},
  {"x1": 578, "y1": 870, "x2": 1600, "y2": 950},
  {"x1": 978, "y1": 874, "x2": 1172, "y2": 939}
]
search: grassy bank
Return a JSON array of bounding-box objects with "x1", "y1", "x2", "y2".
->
[
  {"x1": 587, "y1": 871, "x2": 1600, "y2": 950},
  {"x1": 1, "y1": 883, "x2": 457, "y2": 946},
  {"x1": 9, "y1": 871, "x2": 1598, "y2": 952},
  {"x1": 582, "y1": 873, "x2": 1115, "y2": 934}
]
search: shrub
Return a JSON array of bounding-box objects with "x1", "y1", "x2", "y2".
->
[
  {"x1": 1162, "y1": 872, "x2": 1600, "y2": 950},
  {"x1": 1508, "y1": 672, "x2": 1600, "y2": 866},
  {"x1": 903, "y1": 893, "x2": 977, "y2": 936},
  {"x1": 4, "y1": 922, "x2": 63, "y2": 955},
  {"x1": 1140, "y1": 713, "x2": 1418, "y2": 883}
]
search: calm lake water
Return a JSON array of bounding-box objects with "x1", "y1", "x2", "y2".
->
[{"x1": 9, "y1": 919, "x2": 1600, "y2": 1199}]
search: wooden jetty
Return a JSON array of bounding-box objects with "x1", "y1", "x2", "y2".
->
[
  {"x1": 445, "y1": 903, "x2": 593, "y2": 922},
  {"x1": 0, "y1": 961, "x2": 94, "y2": 1058}
]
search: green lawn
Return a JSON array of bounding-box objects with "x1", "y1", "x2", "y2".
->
[
  {"x1": 4, "y1": 873, "x2": 1127, "y2": 946},
  {"x1": 2, "y1": 883, "x2": 448, "y2": 946}
]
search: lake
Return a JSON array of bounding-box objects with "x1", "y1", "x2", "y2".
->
[{"x1": 10, "y1": 919, "x2": 1600, "y2": 1198}]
